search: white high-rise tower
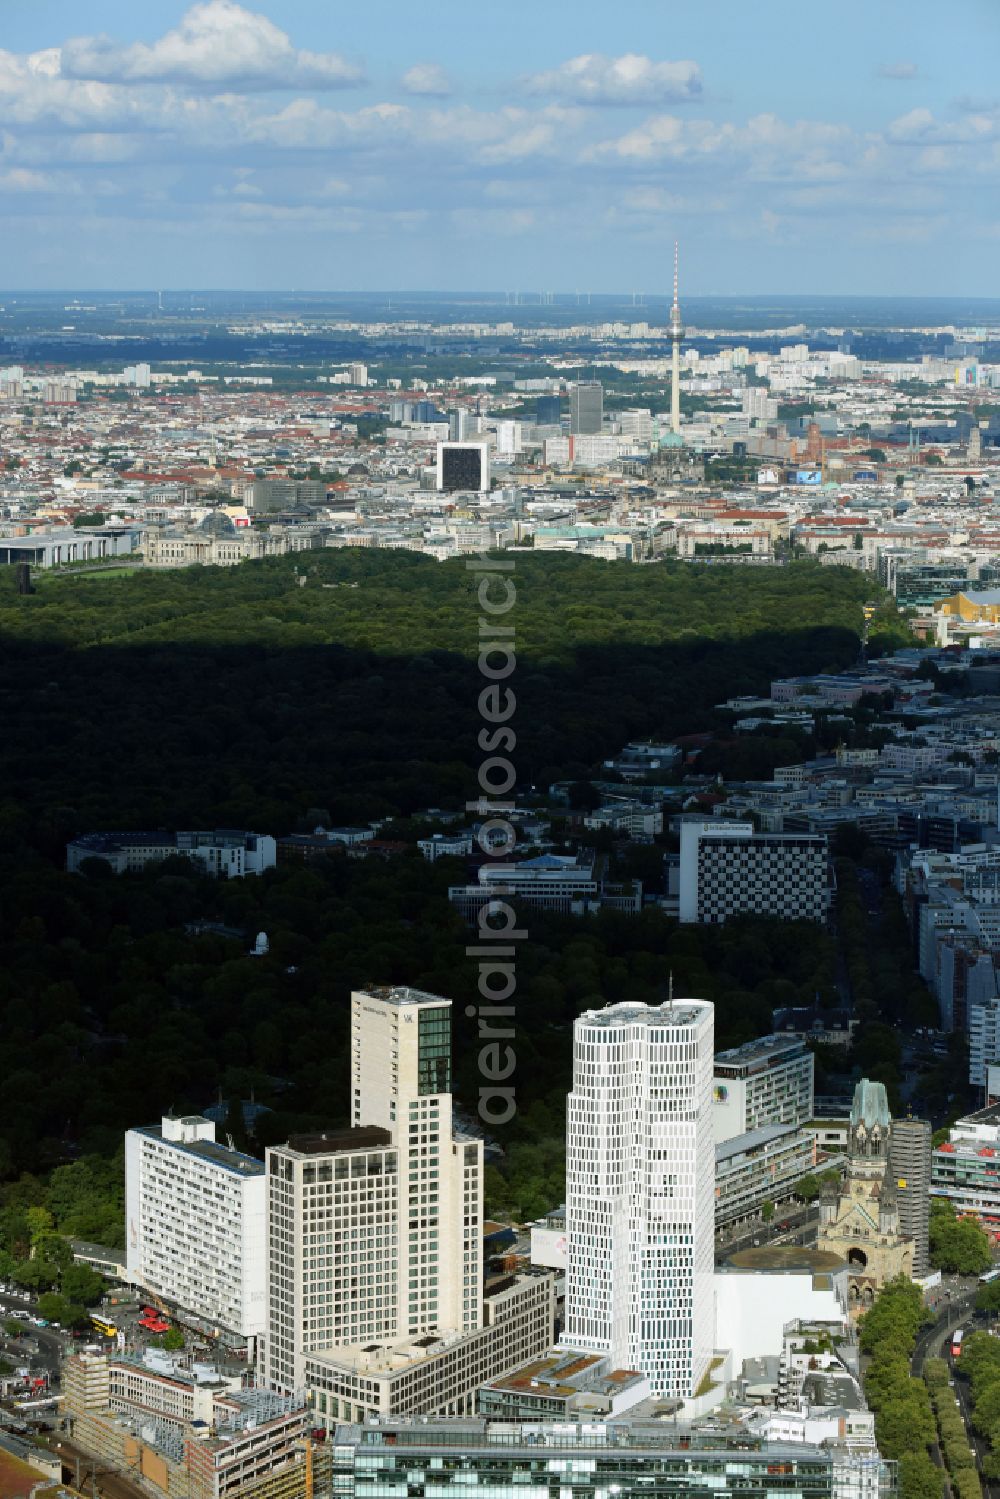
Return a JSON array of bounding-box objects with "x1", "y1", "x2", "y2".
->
[
  {"x1": 670, "y1": 241, "x2": 684, "y2": 436},
  {"x1": 563, "y1": 997, "x2": 715, "y2": 1398}
]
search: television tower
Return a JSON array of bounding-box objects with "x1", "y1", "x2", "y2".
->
[{"x1": 669, "y1": 240, "x2": 683, "y2": 436}]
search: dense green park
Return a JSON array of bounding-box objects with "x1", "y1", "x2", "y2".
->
[{"x1": 0, "y1": 550, "x2": 920, "y2": 1228}]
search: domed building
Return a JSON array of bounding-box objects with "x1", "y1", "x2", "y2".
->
[{"x1": 816, "y1": 1078, "x2": 914, "y2": 1309}]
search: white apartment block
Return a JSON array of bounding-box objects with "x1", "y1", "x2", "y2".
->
[
  {"x1": 125, "y1": 1116, "x2": 266, "y2": 1345},
  {"x1": 563, "y1": 999, "x2": 716, "y2": 1399},
  {"x1": 679, "y1": 820, "x2": 829, "y2": 925},
  {"x1": 712, "y1": 1034, "x2": 815, "y2": 1144}
]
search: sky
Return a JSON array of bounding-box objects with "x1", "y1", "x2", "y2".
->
[{"x1": 0, "y1": 0, "x2": 998, "y2": 294}]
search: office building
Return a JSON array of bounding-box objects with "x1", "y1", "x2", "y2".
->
[
  {"x1": 67, "y1": 829, "x2": 276, "y2": 878},
  {"x1": 888, "y1": 1117, "x2": 932, "y2": 1276},
  {"x1": 263, "y1": 985, "x2": 550, "y2": 1426},
  {"x1": 330, "y1": 1420, "x2": 888, "y2": 1499},
  {"x1": 679, "y1": 821, "x2": 830, "y2": 925},
  {"x1": 569, "y1": 381, "x2": 603, "y2": 435},
  {"x1": 448, "y1": 409, "x2": 473, "y2": 441},
  {"x1": 713, "y1": 1035, "x2": 815, "y2": 1144},
  {"x1": 125, "y1": 1115, "x2": 266, "y2": 1347},
  {"x1": 349, "y1": 985, "x2": 482, "y2": 1335},
  {"x1": 347, "y1": 362, "x2": 368, "y2": 386},
  {"x1": 563, "y1": 998, "x2": 715, "y2": 1399},
  {"x1": 535, "y1": 394, "x2": 561, "y2": 425},
  {"x1": 479, "y1": 1349, "x2": 649, "y2": 1420},
  {"x1": 436, "y1": 441, "x2": 491, "y2": 492},
  {"x1": 932, "y1": 1103, "x2": 1000, "y2": 1232},
  {"x1": 245, "y1": 478, "x2": 327, "y2": 512},
  {"x1": 715, "y1": 1124, "x2": 817, "y2": 1228},
  {"x1": 449, "y1": 853, "x2": 642, "y2": 922},
  {"x1": 304, "y1": 1270, "x2": 555, "y2": 1425}
]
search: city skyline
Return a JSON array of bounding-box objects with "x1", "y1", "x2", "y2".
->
[{"x1": 0, "y1": 0, "x2": 996, "y2": 294}]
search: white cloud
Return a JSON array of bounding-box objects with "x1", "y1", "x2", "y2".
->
[
  {"x1": 878, "y1": 61, "x2": 918, "y2": 80},
  {"x1": 401, "y1": 63, "x2": 452, "y2": 98},
  {"x1": 523, "y1": 53, "x2": 702, "y2": 106},
  {"x1": 61, "y1": 1, "x2": 363, "y2": 90}
]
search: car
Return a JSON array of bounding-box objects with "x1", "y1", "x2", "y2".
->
[{"x1": 10, "y1": 1311, "x2": 30, "y2": 1321}]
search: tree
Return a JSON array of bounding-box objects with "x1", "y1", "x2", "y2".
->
[
  {"x1": 37, "y1": 1291, "x2": 70, "y2": 1323},
  {"x1": 159, "y1": 1327, "x2": 184, "y2": 1351},
  {"x1": 795, "y1": 1175, "x2": 820, "y2": 1202},
  {"x1": 930, "y1": 1199, "x2": 992, "y2": 1275},
  {"x1": 761, "y1": 1200, "x2": 775, "y2": 1222},
  {"x1": 62, "y1": 1263, "x2": 105, "y2": 1308}
]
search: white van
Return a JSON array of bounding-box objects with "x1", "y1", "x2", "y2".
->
[{"x1": 10, "y1": 1310, "x2": 30, "y2": 1321}]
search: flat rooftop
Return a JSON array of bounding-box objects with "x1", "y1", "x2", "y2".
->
[
  {"x1": 356, "y1": 985, "x2": 450, "y2": 1008},
  {"x1": 714, "y1": 1033, "x2": 808, "y2": 1073},
  {"x1": 138, "y1": 1126, "x2": 263, "y2": 1177},
  {"x1": 483, "y1": 1350, "x2": 646, "y2": 1401},
  {"x1": 284, "y1": 1127, "x2": 392, "y2": 1156},
  {"x1": 579, "y1": 1000, "x2": 710, "y2": 1030}
]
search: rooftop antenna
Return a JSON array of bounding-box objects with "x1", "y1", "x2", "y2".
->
[{"x1": 668, "y1": 971, "x2": 674, "y2": 1013}]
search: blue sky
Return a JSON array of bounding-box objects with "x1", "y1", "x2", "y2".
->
[{"x1": 0, "y1": 0, "x2": 997, "y2": 293}]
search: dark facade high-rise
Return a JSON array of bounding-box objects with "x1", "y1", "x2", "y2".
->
[{"x1": 569, "y1": 381, "x2": 603, "y2": 435}]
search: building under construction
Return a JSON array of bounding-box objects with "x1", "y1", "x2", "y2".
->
[{"x1": 63, "y1": 1351, "x2": 324, "y2": 1499}]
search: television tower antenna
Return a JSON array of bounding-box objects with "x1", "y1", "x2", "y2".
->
[{"x1": 669, "y1": 240, "x2": 684, "y2": 437}]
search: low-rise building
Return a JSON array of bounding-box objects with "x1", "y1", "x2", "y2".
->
[
  {"x1": 305, "y1": 1269, "x2": 556, "y2": 1425},
  {"x1": 479, "y1": 1349, "x2": 649, "y2": 1420},
  {"x1": 330, "y1": 1418, "x2": 893, "y2": 1499},
  {"x1": 715, "y1": 1124, "x2": 818, "y2": 1228},
  {"x1": 67, "y1": 829, "x2": 276, "y2": 877},
  {"x1": 63, "y1": 1351, "x2": 311, "y2": 1499}
]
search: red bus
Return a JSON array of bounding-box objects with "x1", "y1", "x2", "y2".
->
[{"x1": 952, "y1": 1328, "x2": 965, "y2": 1359}]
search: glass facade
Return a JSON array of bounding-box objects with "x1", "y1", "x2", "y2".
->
[
  {"x1": 332, "y1": 1423, "x2": 860, "y2": 1499},
  {"x1": 418, "y1": 1007, "x2": 452, "y2": 1096}
]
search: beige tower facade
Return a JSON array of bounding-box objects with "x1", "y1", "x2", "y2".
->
[
  {"x1": 351, "y1": 985, "x2": 483, "y2": 1339},
  {"x1": 265, "y1": 986, "x2": 483, "y2": 1396}
]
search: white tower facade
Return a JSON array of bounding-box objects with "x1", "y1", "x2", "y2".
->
[
  {"x1": 564, "y1": 998, "x2": 715, "y2": 1398},
  {"x1": 669, "y1": 242, "x2": 684, "y2": 436}
]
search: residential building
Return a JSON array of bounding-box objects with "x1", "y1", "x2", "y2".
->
[
  {"x1": 125, "y1": 1115, "x2": 266, "y2": 1347},
  {"x1": 563, "y1": 998, "x2": 715, "y2": 1399},
  {"x1": 713, "y1": 1035, "x2": 816, "y2": 1144},
  {"x1": 569, "y1": 381, "x2": 603, "y2": 435},
  {"x1": 67, "y1": 828, "x2": 276, "y2": 878},
  {"x1": 679, "y1": 820, "x2": 830, "y2": 925}
]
